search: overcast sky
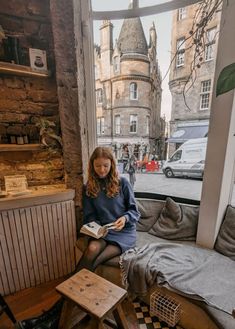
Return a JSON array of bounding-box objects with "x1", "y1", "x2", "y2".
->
[{"x1": 92, "y1": 0, "x2": 173, "y2": 121}]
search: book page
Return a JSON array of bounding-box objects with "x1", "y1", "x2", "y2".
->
[{"x1": 80, "y1": 221, "x2": 104, "y2": 238}]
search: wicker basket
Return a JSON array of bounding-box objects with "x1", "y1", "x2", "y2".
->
[{"x1": 150, "y1": 290, "x2": 181, "y2": 327}]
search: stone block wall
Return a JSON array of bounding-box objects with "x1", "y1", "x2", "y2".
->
[{"x1": 0, "y1": 0, "x2": 64, "y2": 188}]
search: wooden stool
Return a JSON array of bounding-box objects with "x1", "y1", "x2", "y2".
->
[{"x1": 56, "y1": 268, "x2": 129, "y2": 329}]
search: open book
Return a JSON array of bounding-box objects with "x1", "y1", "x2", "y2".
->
[{"x1": 80, "y1": 221, "x2": 116, "y2": 239}]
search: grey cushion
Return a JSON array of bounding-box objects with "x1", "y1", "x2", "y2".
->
[
  {"x1": 215, "y1": 205, "x2": 235, "y2": 261},
  {"x1": 136, "y1": 199, "x2": 164, "y2": 232},
  {"x1": 149, "y1": 197, "x2": 199, "y2": 240}
]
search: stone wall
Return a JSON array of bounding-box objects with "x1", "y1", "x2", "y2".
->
[{"x1": 0, "y1": 0, "x2": 64, "y2": 188}]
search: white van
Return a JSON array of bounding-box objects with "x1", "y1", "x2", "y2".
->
[{"x1": 163, "y1": 138, "x2": 207, "y2": 178}]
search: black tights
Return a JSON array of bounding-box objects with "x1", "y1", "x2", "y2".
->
[{"x1": 76, "y1": 239, "x2": 121, "y2": 272}]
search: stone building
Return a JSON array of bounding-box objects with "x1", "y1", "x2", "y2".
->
[
  {"x1": 168, "y1": 3, "x2": 221, "y2": 155},
  {"x1": 94, "y1": 14, "x2": 163, "y2": 161}
]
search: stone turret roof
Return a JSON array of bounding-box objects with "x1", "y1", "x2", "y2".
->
[{"x1": 117, "y1": 17, "x2": 148, "y2": 56}]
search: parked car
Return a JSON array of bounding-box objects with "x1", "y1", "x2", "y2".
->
[{"x1": 163, "y1": 138, "x2": 207, "y2": 178}]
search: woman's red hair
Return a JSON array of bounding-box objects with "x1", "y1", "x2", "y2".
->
[{"x1": 86, "y1": 147, "x2": 120, "y2": 198}]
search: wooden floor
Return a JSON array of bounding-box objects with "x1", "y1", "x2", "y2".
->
[{"x1": 1, "y1": 277, "x2": 139, "y2": 329}]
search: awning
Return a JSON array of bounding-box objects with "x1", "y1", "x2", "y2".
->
[{"x1": 168, "y1": 125, "x2": 208, "y2": 143}]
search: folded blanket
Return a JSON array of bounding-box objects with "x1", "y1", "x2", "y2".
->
[{"x1": 120, "y1": 242, "x2": 235, "y2": 315}]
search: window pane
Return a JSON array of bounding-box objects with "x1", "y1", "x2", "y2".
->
[
  {"x1": 130, "y1": 114, "x2": 137, "y2": 133},
  {"x1": 130, "y1": 82, "x2": 138, "y2": 100},
  {"x1": 205, "y1": 27, "x2": 216, "y2": 61},
  {"x1": 115, "y1": 115, "x2": 121, "y2": 134},
  {"x1": 101, "y1": 117, "x2": 105, "y2": 134},
  {"x1": 178, "y1": 7, "x2": 186, "y2": 20},
  {"x1": 176, "y1": 37, "x2": 185, "y2": 67},
  {"x1": 92, "y1": 0, "x2": 220, "y2": 205}
]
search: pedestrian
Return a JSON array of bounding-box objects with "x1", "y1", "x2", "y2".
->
[
  {"x1": 76, "y1": 146, "x2": 140, "y2": 272},
  {"x1": 127, "y1": 154, "x2": 137, "y2": 188}
]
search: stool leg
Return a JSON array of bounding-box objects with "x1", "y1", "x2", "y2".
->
[
  {"x1": 113, "y1": 304, "x2": 129, "y2": 329},
  {"x1": 0, "y1": 294, "x2": 16, "y2": 324},
  {"x1": 98, "y1": 320, "x2": 106, "y2": 329}
]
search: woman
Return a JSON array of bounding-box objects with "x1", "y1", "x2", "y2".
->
[
  {"x1": 76, "y1": 146, "x2": 140, "y2": 272},
  {"x1": 127, "y1": 155, "x2": 137, "y2": 188}
]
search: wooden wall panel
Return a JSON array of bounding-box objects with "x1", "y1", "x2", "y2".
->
[{"x1": 0, "y1": 200, "x2": 76, "y2": 296}]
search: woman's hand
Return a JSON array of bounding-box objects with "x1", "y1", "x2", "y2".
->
[{"x1": 114, "y1": 216, "x2": 126, "y2": 231}]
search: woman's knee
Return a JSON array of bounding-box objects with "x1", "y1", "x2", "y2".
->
[{"x1": 86, "y1": 240, "x2": 105, "y2": 255}]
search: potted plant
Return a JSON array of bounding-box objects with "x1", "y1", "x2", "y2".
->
[{"x1": 35, "y1": 117, "x2": 62, "y2": 151}]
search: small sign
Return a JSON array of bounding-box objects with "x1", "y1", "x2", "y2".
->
[
  {"x1": 29, "y1": 48, "x2": 47, "y2": 72},
  {"x1": 4, "y1": 175, "x2": 28, "y2": 193}
]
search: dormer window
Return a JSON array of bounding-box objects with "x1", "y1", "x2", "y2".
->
[{"x1": 130, "y1": 82, "x2": 138, "y2": 100}]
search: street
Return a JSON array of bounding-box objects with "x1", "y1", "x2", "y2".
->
[{"x1": 121, "y1": 173, "x2": 235, "y2": 205}]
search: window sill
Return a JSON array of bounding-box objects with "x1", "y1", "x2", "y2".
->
[
  {"x1": 0, "y1": 61, "x2": 50, "y2": 78},
  {"x1": 0, "y1": 144, "x2": 42, "y2": 152}
]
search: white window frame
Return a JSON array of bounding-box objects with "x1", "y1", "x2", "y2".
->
[
  {"x1": 205, "y1": 27, "x2": 217, "y2": 61},
  {"x1": 115, "y1": 115, "x2": 121, "y2": 134},
  {"x1": 85, "y1": 0, "x2": 235, "y2": 249},
  {"x1": 200, "y1": 80, "x2": 211, "y2": 110},
  {"x1": 176, "y1": 37, "x2": 185, "y2": 67},
  {"x1": 130, "y1": 82, "x2": 138, "y2": 100},
  {"x1": 130, "y1": 114, "x2": 137, "y2": 133},
  {"x1": 178, "y1": 7, "x2": 186, "y2": 20}
]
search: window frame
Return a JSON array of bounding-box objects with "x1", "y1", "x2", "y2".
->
[
  {"x1": 200, "y1": 79, "x2": 211, "y2": 110},
  {"x1": 97, "y1": 116, "x2": 105, "y2": 135},
  {"x1": 129, "y1": 114, "x2": 138, "y2": 133},
  {"x1": 130, "y1": 82, "x2": 138, "y2": 100},
  {"x1": 87, "y1": 0, "x2": 235, "y2": 249},
  {"x1": 113, "y1": 55, "x2": 120, "y2": 73},
  {"x1": 176, "y1": 37, "x2": 185, "y2": 67},
  {"x1": 115, "y1": 114, "x2": 121, "y2": 135},
  {"x1": 146, "y1": 115, "x2": 150, "y2": 135},
  {"x1": 96, "y1": 88, "x2": 103, "y2": 105},
  {"x1": 205, "y1": 27, "x2": 217, "y2": 62},
  {"x1": 178, "y1": 7, "x2": 186, "y2": 20}
]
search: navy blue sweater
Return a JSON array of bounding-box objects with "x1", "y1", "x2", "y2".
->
[{"x1": 83, "y1": 176, "x2": 140, "y2": 252}]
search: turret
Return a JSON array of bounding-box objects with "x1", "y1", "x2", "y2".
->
[{"x1": 100, "y1": 20, "x2": 113, "y2": 53}]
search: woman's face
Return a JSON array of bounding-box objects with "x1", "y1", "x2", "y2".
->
[{"x1": 93, "y1": 157, "x2": 111, "y2": 178}]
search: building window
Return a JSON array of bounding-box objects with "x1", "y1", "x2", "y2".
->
[
  {"x1": 205, "y1": 27, "x2": 217, "y2": 61},
  {"x1": 176, "y1": 37, "x2": 185, "y2": 67},
  {"x1": 146, "y1": 115, "x2": 150, "y2": 135},
  {"x1": 130, "y1": 82, "x2": 138, "y2": 100},
  {"x1": 178, "y1": 7, "x2": 186, "y2": 20},
  {"x1": 200, "y1": 80, "x2": 211, "y2": 110},
  {"x1": 94, "y1": 65, "x2": 99, "y2": 79},
  {"x1": 96, "y1": 88, "x2": 103, "y2": 104},
  {"x1": 130, "y1": 114, "x2": 137, "y2": 133},
  {"x1": 97, "y1": 117, "x2": 105, "y2": 135},
  {"x1": 113, "y1": 56, "x2": 120, "y2": 73},
  {"x1": 115, "y1": 115, "x2": 121, "y2": 134}
]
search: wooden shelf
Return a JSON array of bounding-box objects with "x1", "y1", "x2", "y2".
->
[
  {"x1": 0, "y1": 144, "x2": 42, "y2": 152},
  {"x1": 0, "y1": 61, "x2": 50, "y2": 78}
]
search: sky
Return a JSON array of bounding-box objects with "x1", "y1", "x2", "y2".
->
[{"x1": 92, "y1": 0, "x2": 173, "y2": 121}]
